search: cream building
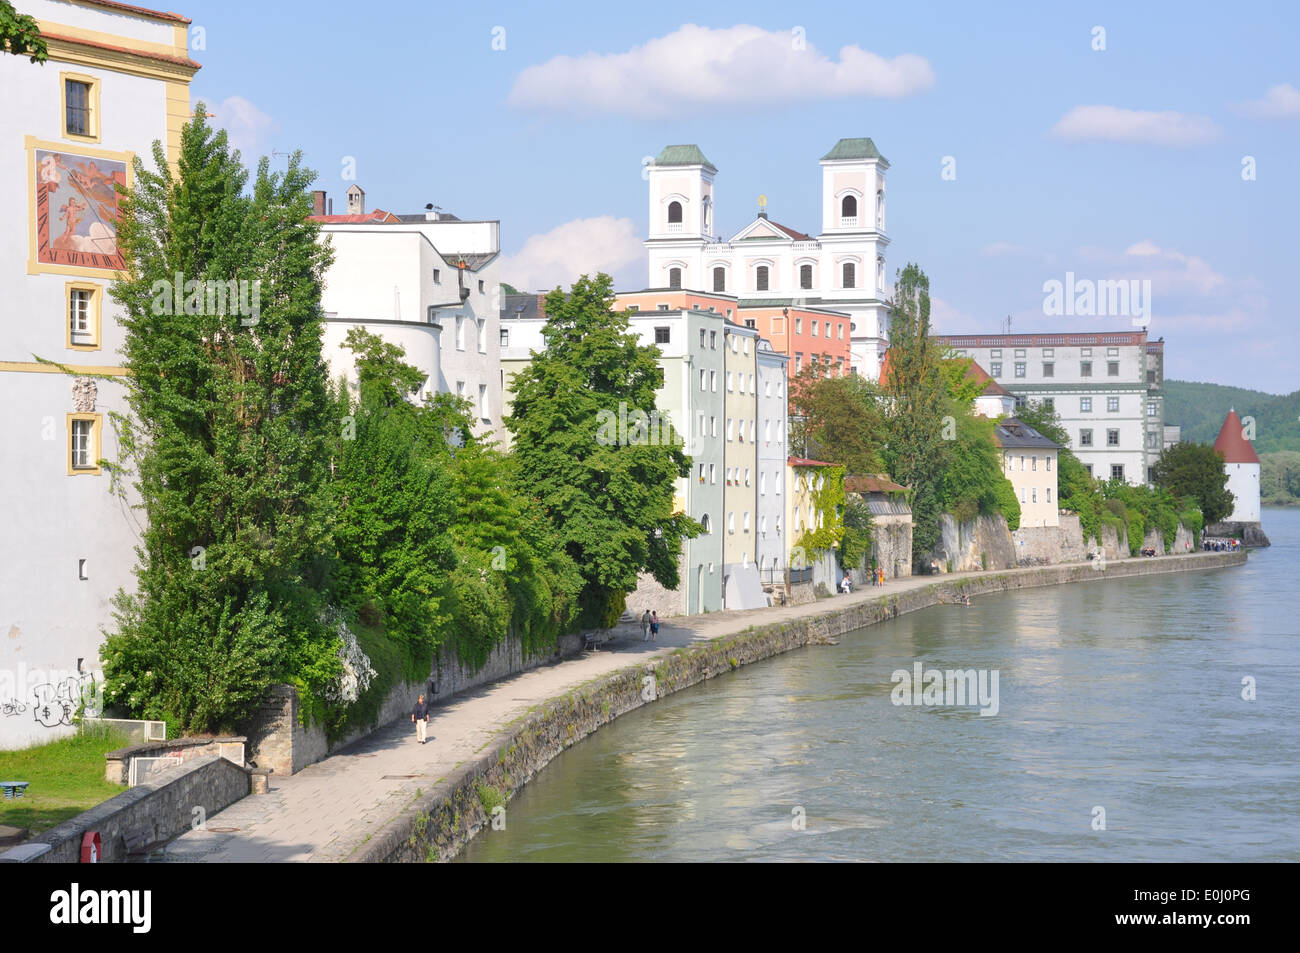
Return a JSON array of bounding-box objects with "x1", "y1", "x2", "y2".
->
[
  {"x1": 1, "y1": 1, "x2": 199, "y2": 749},
  {"x1": 993, "y1": 418, "x2": 1061, "y2": 529}
]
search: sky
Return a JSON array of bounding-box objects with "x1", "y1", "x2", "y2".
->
[{"x1": 175, "y1": 0, "x2": 1299, "y2": 393}]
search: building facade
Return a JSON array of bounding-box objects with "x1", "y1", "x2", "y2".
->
[
  {"x1": 755, "y1": 342, "x2": 789, "y2": 588},
  {"x1": 644, "y1": 139, "x2": 891, "y2": 379},
  {"x1": 1, "y1": 0, "x2": 200, "y2": 749},
  {"x1": 1212, "y1": 409, "x2": 1260, "y2": 525},
  {"x1": 993, "y1": 418, "x2": 1061, "y2": 528},
  {"x1": 938, "y1": 331, "x2": 1165, "y2": 485}
]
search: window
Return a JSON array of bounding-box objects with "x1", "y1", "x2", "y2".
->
[
  {"x1": 1107, "y1": 429, "x2": 1120, "y2": 447},
  {"x1": 756, "y1": 265, "x2": 769, "y2": 292},
  {"x1": 811, "y1": 321, "x2": 819, "y2": 338},
  {"x1": 479, "y1": 384, "x2": 489, "y2": 420},
  {"x1": 626, "y1": 305, "x2": 639, "y2": 312},
  {"x1": 1081, "y1": 397, "x2": 1092, "y2": 413},
  {"x1": 1147, "y1": 431, "x2": 1160, "y2": 449},
  {"x1": 1107, "y1": 397, "x2": 1119, "y2": 413},
  {"x1": 455, "y1": 315, "x2": 465, "y2": 350},
  {"x1": 1032, "y1": 488, "x2": 1038, "y2": 503},
  {"x1": 709, "y1": 463, "x2": 716, "y2": 483},
  {"x1": 1043, "y1": 398, "x2": 1055, "y2": 412},
  {"x1": 1008, "y1": 455, "x2": 1016, "y2": 471},
  {"x1": 1020, "y1": 486, "x2": 1027, "y2": 503},
  {"x1": 990, "y1": 362, "x2": 1002, "y2": 376},
  {"x1": 713, "y1": 267, "x2": 725, "y2": 292},
  {"x1": 1080, "y1": 361, "x2": 1093, "y2": 377},
  {"x1": 669, "y1": 268, "x2": 681, "y2": 289},
  {"x1": 841, "y1": 194, "x2": 857, "y2": 220},
  {"x1": 795, "y1": 317, "x2": 803, "y2": 334},
  {"x1": 68, "y1": 414, "x2": 101, "y2": 474},
  {"x1": 1019, "y1": 455, "x2": 1026, "y2": 470},
  {"x1": 66, "y1": 283, "x2": 100, "y2": 349},
  {"x1": 667, "y1": 201, "x2": 683, "y2": 225},
  {"x1": 699, "y1": 329, "x2": 706, "y2": 348},
  {"x1": 478, "y1": 280, "x2": 485, "y2": 293},
  {"x1": 1014, "y1": 362, "x2": 1026, "y2": 378},
  {"x1": 1047, "y1": 487, "x2": 1053, "y2": 502},
  {"x1": 1107, "y1": 347, "x2": 1119, "y2": 357},
  {"x1": 711, "y1": 416, "x2": 718, "y2": 436},
  {"x1": 727, "y1": 418, "x2": 734, "y2": 440},
  {"x1": 1042, "y1": 348, "x2": 1054, "y2": 358},
  {"x1": 760, "y1": 515, "x2": 767, "y2": 533},
  {"x1": 1147, "y1": 401, "x2": 1157, "y2": 417},
  {"x1": 1080, "y1": 429, "x2": 1093, "y2": 447},
  {"x1": 795, "y1": 353, "x2": 802, "y2": 374},
  {"x1": 1042, "y1": 362, "x2": 1054, "y2": 377},
  {"x1": 655, "y1": 326, "x2": 670, "y2": 344},
  {"x1": 726, "y1": 371, "x2": 733, "y2": 392},
  {"x1": 842, "y1": 262, "x2": 856, "y2": 289},
  {"x1": 456, "y1": 380, "x2": 465, "y2": 398},
  {"x1": 698, "y1": 412, "x2": 705, "y2": 435},
  {"x1": 710, "y1": 370, "x2": 717, "y2": 391},
  {"x1": 1081, "y1": 347, "x2": 1092, "y2": 357},
  {"x1": 1108, "y1": 361, "x2": 1119, "y2": 377},
  {"x1": 744, "y1": 468, "x2": 751, "y2": 486},
  {"x1": 500, "y1": 327, "x2": 511, "y2": 349},
  {"x1": 62, "y1": 75, "x2": 99, "y2": 140},
  {"x1": 1046, "y1": 455, "x2": 1053, "y2": 472},
  {"x1": 760, "y1": 471, "x2": 767, "y2": 494},
  {"x1": 1015, "y1": 349, "x2": 1026, "y2": 359},
  {"x1": 478, "y1": 320, "x2": 486, "y2": 353},
  {"x1": 800, "y1": 264, "x2": 813, "y2": 289},
  {"x1": 700, "y1": 369, "x2": 707, "y2": 391},
  {"x1": 1032, "y1": 455, "x2": 1038, "y2": 471},
  {"x1": 743, "y1": 338, "x2": 749, "y2": 356},
  {"x1": 728, "y1": 512, "x2": 735, "y2": 534},
  {"x1": 710, "y1": 330, "x2": 717, "y2": 349},
  {"x1": 1111, "y1": 464, "x2": 1125, "y2": 482},
  {"x1": 1147, "y1": 370, "x2": 1156, "y2": 385},
  {"x1": 990, "y1": 349, "x2": 1002, "y2": 359},
  {"x1": 701, "y1": 514, "x2": 711, "y2": 534},
  {"x1": 433, "y1": 268, "x2": 441, "y2": 283},
  {"x1": 743, "y1": 511, "x2": 751, "y2": 533},
  {"x1": 1084, "y1": 464, "x2": 1093, "y2": 477}
]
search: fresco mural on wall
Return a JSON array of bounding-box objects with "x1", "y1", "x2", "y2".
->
[{"x1": 34, "y1": 149, "x2": 126, "y2": 271}]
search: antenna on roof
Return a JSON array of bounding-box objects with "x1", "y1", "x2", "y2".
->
[{"x1": 1003, "y1": 314, "x2": 1012, "y2": 334}]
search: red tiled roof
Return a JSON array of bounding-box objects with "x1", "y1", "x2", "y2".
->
[
  {"x1": 308, "y1": 210, "x2": 400, "y2": 224},
  {"x1": 937, "y1": 331, "x2": 1147, "y2": 347},
  {"x1": 39, "y1": 30, "x2": 201, "y2": 69},
  {"x1": 965, "y1": 360, "x2": 1013, "y2": 397},
  {"x1": 75, "y1": 1, "x2": 191, "y2": 24},
  {"x1": 788, "y1": 457, "x2": 836, "y2": 467},
  {"x1": 845, "y1": 474, "x2": 908, "y2": 493},
  {"x1": 1213, "y1": 409, "x2": 1260, "y2": 464},
  {"x1": 769, "y1": 220, "x2": 811, "y2": 241}
]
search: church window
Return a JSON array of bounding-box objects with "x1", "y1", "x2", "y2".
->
[
  {"x1": 713, "y1": 267, "x2": 725, "y2": 292},
  {"x1": 841, "y1": 195, "x2": 857, "y2": 221},
  {"x1": 756, "y1": 265, "x2": 769, "y2": 292},
  {"x1": 800, "y1": 264, "x2": 812, "y2": 289},
  {"x1": 843, "y1": 262, "x2": 856, "y2": 288},
  {"x1": 667, "y1": 201, "x2": 682, "y2": 224},
  {"x1": 669, "y1": 267, "x2": 681, "y2": 289}
]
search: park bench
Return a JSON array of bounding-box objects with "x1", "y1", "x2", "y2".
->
[
  {"x1": 123, "y1": 824, "x2": 169, "y2": 863},
  {"x1": 0, "y1": 782, "x2": 29, "y2": 799},
  {"x1": 583, "y1": 631, "x2": 601, "y2": 651}
]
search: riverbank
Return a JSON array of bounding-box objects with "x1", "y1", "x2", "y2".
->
[{"x1": 160, "y1": 551, "x2": 1243, "y2": 862}]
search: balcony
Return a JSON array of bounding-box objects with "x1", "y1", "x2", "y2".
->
[
  {"x1": 840, "y1": 216, "x2": 858, "y2": 228},
  {"x1": 666, "y1": 222, "x2": 683, "y2": 233}
]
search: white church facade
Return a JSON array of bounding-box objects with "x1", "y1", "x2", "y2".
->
[{"x1": 644, "y1": 139, "x2": 893, "y2": 380}]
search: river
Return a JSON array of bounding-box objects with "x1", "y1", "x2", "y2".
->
[{"x1": 459, "y1": 508, "x2": 1300, "y2": 862}]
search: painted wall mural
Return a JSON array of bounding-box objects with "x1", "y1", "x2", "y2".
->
[{"x1": 34, "y1": 148, "x2": 126, "y2": 271}]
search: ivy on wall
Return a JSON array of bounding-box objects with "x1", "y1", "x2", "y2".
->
[{"x1": 793, "y1": 464, "x2": 847, "y2": 559}]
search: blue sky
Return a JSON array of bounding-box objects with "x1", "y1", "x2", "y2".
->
[{"x1": 180, "y1": 0, "x2": 1299, "y2": 393}]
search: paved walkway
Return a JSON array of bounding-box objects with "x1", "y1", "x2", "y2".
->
[{"x1": 163, "y1": 555, "x2": 1205, "y2": 862}]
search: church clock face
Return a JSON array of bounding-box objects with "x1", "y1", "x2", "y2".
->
[{"x1": 33, "y1": 149, "x2": 127, "y2": 271}]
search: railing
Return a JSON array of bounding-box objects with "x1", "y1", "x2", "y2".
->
[
  {"x1": 840, "y1": 216, "x2": 858, "y2": 227},
  {"x1": 666, "y1": 222, "x2": 683, "y2": 232}
]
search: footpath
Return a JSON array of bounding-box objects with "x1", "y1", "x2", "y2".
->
[{"x1": 165, "y1": 553, "x2": 1238, "y2": 862}]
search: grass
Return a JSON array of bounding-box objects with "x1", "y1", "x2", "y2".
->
[{"x1": 0, "y1": 724, "x2": 130, "y2": 835}]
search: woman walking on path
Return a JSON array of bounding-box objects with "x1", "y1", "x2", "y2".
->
[
  {"x1": 650, "y1": 611, "x2": 659, "y2": 641},
  {"x1": 412, "y1": 694, "x2": 430, "y2": 745},
  {"x1": 641, "y1": 609, "x2": 651, "y2": 641}
]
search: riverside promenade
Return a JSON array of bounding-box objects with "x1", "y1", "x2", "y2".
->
[{"x1": 166, "y1": 552, "x2": 1241, "y2": 863}]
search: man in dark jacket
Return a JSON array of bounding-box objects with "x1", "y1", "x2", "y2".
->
[{"x1": 412, "y1": 694, "x2": 430, "y2": 744}]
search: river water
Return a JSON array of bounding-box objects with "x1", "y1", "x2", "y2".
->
[{"x1": 460, "y1": 508, "x2": 1300, "y2": 862}]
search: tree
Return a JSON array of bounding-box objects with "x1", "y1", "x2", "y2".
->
[
  {"x1": 506, "y1": 274, "x2": 699, "y2": 628},
  {"x1": 880, "y1": 263, "x2": 951, "y2": 570},
  {"x1": 101, "y1": 109, "x2": 340, "y2": 733},
  {"x1": 789, "y1": 366, "x2": 886, "y2": 475},
  {"x1": 1152, "y1": 442, "x2": 1234, "y2": 525},
  {"x1": 1, "y1": 1, "x2": 46, "y2": 62},
  {"x1": 1014, "y1": 399, "x2": 1092, "y2": 500}
]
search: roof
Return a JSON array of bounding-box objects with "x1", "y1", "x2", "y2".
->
[
  {"x1": 503, "y1": 294, "x2": 550, "y2": 321},
  {"x1": 395, "y1": 212, "x2": 462, "y2": 223},
  {"x1": 992, "y1": 418, "x2": 1061, "y2": 451},
  {"x1": 820, "y1": 138, "x2": 889, "y2": 165},
  {"x1": 937, "y1": 332, "x2": 1148, "y2": 348},
  {"x1": 75, "y1": 0, "x2": 191, "y2": 24},
  {"x1": 1213, "y1": 409, "x2": 1260, "y2": 464},
  {"x1": 963, "y1": 360, "x2": 1013, "y2": 398},
  {"x1": 655, "y1": 145, "x2": 717, "y2": 172},
  {"x1": 788, "y1": 457, "x2": 837, "y2": 468},
  {"x1": 845, "y1": 474, "x2": 908, "y2": 494},
  {"x1": 768, "y1": 219, "x2": 811, "y2": 241},
  {"x1": 309, "y1": 210, "x2": 399, "y2": 224}
]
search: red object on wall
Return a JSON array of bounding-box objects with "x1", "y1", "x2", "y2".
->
[{"x1": 80, "y1": 831, "x2": 101, "y2": 863}]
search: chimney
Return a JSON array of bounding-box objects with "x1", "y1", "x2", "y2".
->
[
  {"x1": 327, "y1": 197, "x2": 333, "y2": 215},
  {"x1": 346, "y1": 184, "x2": 365, "y2": 216},
  {"x1": 311, "y1": 190, "x2": 326, "y2": 216}
]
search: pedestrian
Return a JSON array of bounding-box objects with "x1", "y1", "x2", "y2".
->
[
  {"x1": 878, "y1": 566, "x2": 884, "y2": 587},
  {"x1": 412, "y1": 694, "x2": 430, "y2": 745},
  {"x1": 650, "y1": 611, "x2": 659, "y2": 641},
  {"x1": 641, "y1": 609, "x2": 651, "y2": 641}
]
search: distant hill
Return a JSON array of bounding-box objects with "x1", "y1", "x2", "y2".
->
[{"x1": 1164, "y1": 380, "x2": 1300, "y2": 453}]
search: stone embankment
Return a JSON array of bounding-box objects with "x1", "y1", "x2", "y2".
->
[{"x1": 357, "y1": 550, "x2": 1245, "y2": 863}]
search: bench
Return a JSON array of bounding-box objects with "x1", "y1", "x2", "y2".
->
[
  {"x1": 123, "y1": 825, "x2": 169, "y2": 863},
  {"x1": 0, "y1": 782, "x2": 29, "y2": 800},
  {"x1": 583, "y1": 632, "x2": 601, "y2": 652}
]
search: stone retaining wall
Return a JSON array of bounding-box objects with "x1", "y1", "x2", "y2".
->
[
  {"x1": 105, "y1": 735, "x2": 246, "y2": 785},
  {"x1": 352, "y1": 550, "x2": 1246, "y2": 864}
]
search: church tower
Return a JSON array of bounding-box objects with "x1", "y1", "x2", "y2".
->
[{"x1": 645, "y1": 145, "x2": 715, "y2": 289}]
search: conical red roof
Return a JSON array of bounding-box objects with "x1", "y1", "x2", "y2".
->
[{"x1": 1213, "y1": 409, "x2": 1260, "y2": 464}]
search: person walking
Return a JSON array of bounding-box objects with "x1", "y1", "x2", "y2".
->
[
  {"x1": 641, "y1": 609, "x2": 651, "y2": 641},
  {"x1": 650, "y1": 611, "x2": 659, "y2": 641},
  {"x1": 412, "y1": 694, "x2": 430, "y2": 745}
]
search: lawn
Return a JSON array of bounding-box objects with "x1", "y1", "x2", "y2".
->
[{"x1": 0, "y1": 724, "x2": 130, "y2": 836}]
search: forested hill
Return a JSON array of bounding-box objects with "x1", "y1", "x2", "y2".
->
[{"x1": 1164, "y1": 380, "x2": 1300, "y2": 453}]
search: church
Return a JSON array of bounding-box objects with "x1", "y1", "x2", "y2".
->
[{"x1": 643, "y1": 139, "x2": 892, "y2": 380}]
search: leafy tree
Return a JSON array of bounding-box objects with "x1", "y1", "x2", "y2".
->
[
  {"x1": 839, "y1": 497, "x2": 874, "y2": 568},
  {"x1": 102, "y1": 109, "x2": 339, "y2": 733},
  {"x1": 506, "y1": 273, "x2": 700, "y2": 627},
  {"x1": 0, "y1": 1, "x2": 46, "y2": 62},
  {"x1": 880, "y1": 264, "x2": 951, "y2": 570},
  {"x1": 1015, "y1": 399, "x2": 1092, "y2": 499},
  {"x1": 1152, "y1": 442, "x2": 1234, "y2": 525},
  {"x1": 789, "y1": 366, "x2": 886, "y2": 475},
  {"x1": 1261, "y1": 451, "x2": 1300, "y2": 505}
]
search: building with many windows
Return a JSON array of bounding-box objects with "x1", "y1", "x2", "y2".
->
[
  {"x1": 1, "y1": 0, "x2": 200, "y2": 749},
  {"x1": 937, "y1": 332, "x2": 1165, "y2": 485},
  {"x1": 993, "y1": 418, "x2": 1061, "y2": 528},
  {"x1": 644, "y1": 139, "x2": 891, "y2": 379}
]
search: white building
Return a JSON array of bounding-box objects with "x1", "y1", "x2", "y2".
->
[
  {"x1": 755, "y1": 342, "x2": 789, "y2": 591},
  {"x1": 1, "y1": 0, "x2": 199, "y2": 749},
  {"x1": 938, "y1": 332, "x2": 1165, "y2": 486},
  {"x1": 993, "y1": 418, "x2": 1061, "y2": 528},
  {"x1": 1212, "y1": 409, "x2": 1260, "y2": 524},
  {"x1": 644, "y1": 139, "x2": 892, "y2": 379},
  {"x1": 311, "y1": 200, "x2": 504, "y2": 443}
]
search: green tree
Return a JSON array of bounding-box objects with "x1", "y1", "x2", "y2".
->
[
  {"x1": 506, "y1": 274, "x2": 700, "y2": 627},
  {"x1": 101, "y1": 109, "x2": 339, "y2": 733},
  {"x1": 881, "y1": 263, "x2": 950, "y2": 570},
  {"x1": 0, "y1": 1, "x2": 46, "y2": 62},
  {"x1": 1152, "y1": 442, "x2": 1234, "y2": 525},
  {"x1": 1014, "y1": 399, "x2": 1092, "y2": 499},
  {"x1": 789, "y1": 366, "x2": 886, "y2": 475}
]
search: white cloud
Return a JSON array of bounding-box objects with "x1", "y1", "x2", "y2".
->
[
  {"x1": 508, "y1": 24, "x2": 935, "y2": 117},
  {"x1": 1049, "y1": 105, "x2": 1220, "y2": 146},
  {"x1": 498, "y1": 216, "x2": 645, "y2": 292},
  {"x1": 1123, "y1": 240, "x2": 1161, "y2": 257},
  {"x1": 1237, "y1": 82, "x2": 1300, "y2": 119},
  {"x1": 1116, "y1": 241, "x2": 1226, "y2": 295},
  {"x1": 206, "y1": 95, "x2": 278, "y2": 160}
]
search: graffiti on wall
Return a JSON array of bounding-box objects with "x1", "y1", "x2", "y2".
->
[{"x1": 0, "y1": 665, "x2": 103, "y2": 728}]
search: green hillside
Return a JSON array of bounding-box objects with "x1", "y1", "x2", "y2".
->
[{"x1": 1164, "y1": 380, "x2": 1300, "y2": 453}]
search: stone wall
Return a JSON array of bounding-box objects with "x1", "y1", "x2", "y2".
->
[
  {"x1": 12, "y1": 755, "x2": 251, "y2": 863},
  {"x1": 931, "y1": 513, "x2": 1017, "y2": 572},
  {"x1": 105, "y1": 736, "x2": 245, "y2": 785},
  {"x1": 1206, "y1": 520, "x2": 1271, "y2": 547},
  {"x1": 871, "y1": 516, "x2": 914, "y2": 580},
  {"x1": 1012, "y1": 514, "x2": 1088, "y2": 566},
  {"x1": 354, "y1": 549, "x2": 1246, "y2": 864}
]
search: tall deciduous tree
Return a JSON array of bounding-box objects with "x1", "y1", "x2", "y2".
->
[
  {"x1": 1152, "y1": 442, "x2": 1234, "y2": 525},
  {"x1": 102, "y1": 109, "x2": 339, "y2": 733},
  {"x1": 881, "y1": 263, "x2": 951, "y2": 570},
  {"x1": 789, "y1": 366, "x2": 887, "y2": 476},
  {"x1": 506, "y1": 274, "x2": 699, "y2": 628}
]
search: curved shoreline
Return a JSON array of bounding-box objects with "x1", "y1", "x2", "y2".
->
[{"x1": 350, "y1": 550, "x2": 1247, "y2": 863}]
